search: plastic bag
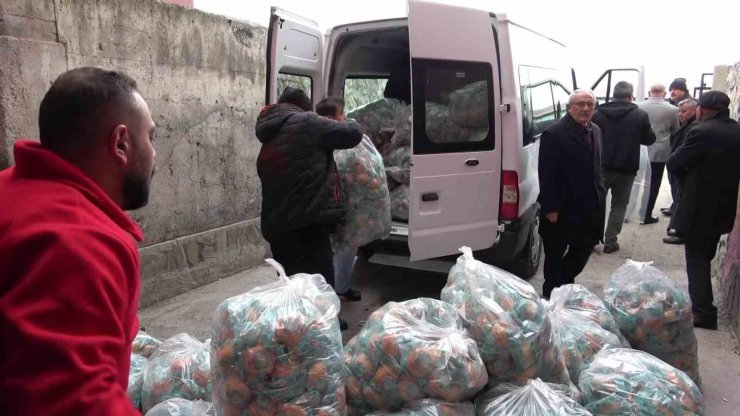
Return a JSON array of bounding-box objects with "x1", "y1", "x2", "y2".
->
[
  {"x1": 425, "y1": 102, "x2": 488, "y2": 144},
  {"x1": 475, "y1": 378, "x2": 592, "y2": 416},
  {"x1": 390, "y1": 103, "x2": 412, "y2": 149},
  {"x1": 387, "y1": 146, "x2": 411, "y2": 170},
  {"x1": 144, "y1": 398, "x2": 215, "y2": 416},
  {"x1": 547, "y1": 300, "x2": 623, "y2": 384},
  {"x1": 210, "y1": 259, "x2": 346, "y2": 416},
  {"x1": 141, "y1": 333, "x2": 212, "y2": 413},
  {"x1": 134, "y1": 330, "x2": 162, "y2": 358},
  {"x1": 626, "y1": 145, "x2": 652, "y2": 222},
  {"x1": 368, "y1": 399, "x2": 475, "y2": 416},
  {"x1": 385, "y1": 166, "x2": 410, "y2": 186},
  {"x1": 550, "y1": 284, "x2": 629, "y2": 346},
  {"x1": 605, "y1": 260, "x2": 701, "y2": 386},
  {"x1": 579, "y1": 347, "x2": 704, "y2": 415},
  {"x1": 390, "y1": 185, "x2": 410, "y2": 222},
  {"x1": 448, "y1": 81, "x2": 488, "y2": 128},
  {"x1": 128, "y1": 353, "x2": 147, "y2": 411},
  {"x1": 344, "y1": 298, "x2": 488, "y2": 415},
  {"x1": 333, "y1": 135, "x2": 392, "y2": 250},
  {"x1": 347, "y1": 98, "x2": 402, "y2": 146},
  {"x1": 440, "y1": 247, "x2": 570, "y2": 387}
]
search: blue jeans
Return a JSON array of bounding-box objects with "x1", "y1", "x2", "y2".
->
[{"x1": 333, "y1": 246, "x2": 357, "y2": 294}]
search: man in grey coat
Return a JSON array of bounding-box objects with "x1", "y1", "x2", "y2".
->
[{"x1": 638, "y1": 84, "x2": 680, "y2": 224}]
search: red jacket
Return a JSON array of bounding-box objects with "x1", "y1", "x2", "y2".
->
[{"x1": 0, "y1": 141, "x2": 143, "y2": 415}]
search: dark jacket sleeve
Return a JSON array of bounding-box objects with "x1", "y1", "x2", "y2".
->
[
  {"x1": 667, "y1": 127, "x2": 705, "y2": 175},
  {"x1": 312, "y1": 114, "x2": 363, "y2": 150},
  {"x1": 538, "y1": 128, "x2": 563, "y2": 214},
  {"x1": 641, "y1": 113, "x2": 657, "y2": 146}
]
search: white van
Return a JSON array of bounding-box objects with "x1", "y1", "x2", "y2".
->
[{"x1": 265, "y1": 1, "x2": 642, "y2": 278}]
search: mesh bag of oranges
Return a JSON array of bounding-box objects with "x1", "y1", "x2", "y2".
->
[
  {"x1": 579, "y1": 347, "x2": 704, "y2": 415},
  {"x1": 210, "y1": 259, "x2": 346, "y2": 416},
  {"x1": 141, "y1": 333, "x2": 212, "y2": 413},
  {"x1": 143, "y1": 398, "x2": 214, "y2": 416},
  {"x1": 605, "y1": 260, "x2": 701, "y2": 387},
  {"x1": 133, "y1": 330, "x2": 162, "y2": 358},
  {"x1": 128, "y1": 353, "x2": 147, "y2": 411},
  {"x1": 440, "y1": 247, "x2": 570, "y2": 387},
  {"x1": 344, "y1": 297, "x2": 488, "y2": 415},
  {"x1": 333, "y1": 135, "x2": 391, "y2": 251}
]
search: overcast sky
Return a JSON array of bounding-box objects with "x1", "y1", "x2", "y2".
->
[{"x1": 194, "y1": 0, "x2": 738, "y2": 94}]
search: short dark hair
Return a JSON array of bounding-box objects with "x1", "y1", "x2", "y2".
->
[
  {"x1": 277, "y1": 86, "x2": 313, "y2": 111},
  {"x1": 39, "y1": 67, "x2": 138, "y2": 154},
  {"x1": 316, "y1": 97, "x2": 344, "y2": 117},
  {"x1": 613, "y1": 81, "x2": 634, "y2": 100}
]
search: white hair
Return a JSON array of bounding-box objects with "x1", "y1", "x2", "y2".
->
[
  {"x1": 568, "y1": 89, "x2": 596, "y2": 105},
  {"x1": 678, "y1": 98, "x2": 697, "y2": 108}
]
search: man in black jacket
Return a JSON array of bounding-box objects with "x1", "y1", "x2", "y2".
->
[
  {"x1": 663, "y1": 98, "x2": 698, "y2": 244},
  {"x1": 538, "y1": 89, "x2": 606, "y2": 298},
  {"x1": 668, "y1": 78, "x2": 692, "y2": 107},
  {"x1": 592, "y1": 81, "x2": 656, "y2": 253},
  {"x1": 255, "y1": 87, "x2": 362, "y2": 311},
  {"x1": 667, "y1": 91, "x2": 740, "y2": 330}
]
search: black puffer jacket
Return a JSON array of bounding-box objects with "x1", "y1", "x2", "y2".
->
[
  {"x1": 592, "y1": 101, "x2": 656, "y2": 174},
  {"x1": 256, "y1": 103, "x2": 362, "y2": 241}
]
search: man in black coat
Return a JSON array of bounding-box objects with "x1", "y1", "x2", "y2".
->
[
  {"x1": 667, "y1": 91, "x2": 740, "y2": 330},
  {"x1": 592, "y1": 81, "x2": 656, "y2": 253},
  {"x1": 255, "y1": 87, "x2": 362, "y2": 298},
  {"x1": 538, "y1": 89, "x2": 606, "y2": 298},
  {"x1": 663, "y1": 98, "x2": 698, "y2": 244}
]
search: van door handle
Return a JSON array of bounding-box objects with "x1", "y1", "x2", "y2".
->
[
  {"x1": 421, "y1": 193, "x2": 439, "y2": 202},
  {"x1": 466, "y1": 159, "x2": 480, "y2": 167}
]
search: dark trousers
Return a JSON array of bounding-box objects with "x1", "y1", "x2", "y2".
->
[
  {"x1": 668, "y1": 171, "x2": 678, "y2": 211},
  {"x1": 540, "y1": 219, "x2": 595, "y2": 298},
  {"x1": 645, "y1": 162, "x2": 666, "y2": 220},
  {"x1": 667, "y1": 177, "x2": 681, "y2": 234},
  {"x1": 268, "y1": 227, "x2": 336, "y2": 287},
  {"x1": 685, "y1": 233, "x2": 720, "y2": 321},
  {"x1": 603, "y1": 170, "x2": 636, "y2": 246}
]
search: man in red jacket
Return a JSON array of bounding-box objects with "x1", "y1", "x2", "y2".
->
[{"x1": 0, "y1": 67, "x2": 155, "y2": 415}]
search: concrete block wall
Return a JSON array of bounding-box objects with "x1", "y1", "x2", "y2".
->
[{"x1": 0, "y1": 0, "x2": 270, "y2": 307}]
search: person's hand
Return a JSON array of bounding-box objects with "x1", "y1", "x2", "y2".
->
[{"x1": 545, "y1": 212, "x2": 559, "y2": 223}]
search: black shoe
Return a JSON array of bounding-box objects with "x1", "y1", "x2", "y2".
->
[
  {"x1": 693, "y1": 317, "x2": 717, "y2": 330},
  {"x1": 667, "y1": 228, "x2": 677, "y2": 236},
  {"x1": 660, "y1": 207, "x2": 672, "y2": 216},
  {"x1": 603, "y1": 243, "x2": 620, "y2": 254},
  {"x1": 640, "y1": 216, "x2": 659, "y2": 225},
  {"x1": 339, "y1": 317, "x2": 349, "y2": 331},
  {"x1": 663, "y1": 235, "x2": 685, "y2": 245},
  {"x1": 337, "y1": 287, "x2": 362, "y2": 302}
]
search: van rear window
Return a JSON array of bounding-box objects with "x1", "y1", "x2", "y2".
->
[
  {"x1": 412, "y1": 59, "x2": 495, "y2": 155},
  {"x1": 344, "y1": 77, "x2": 389, "y2": 113},
  {"x1": 277, "y1": 72, "x2": 313, "y2": 100}
]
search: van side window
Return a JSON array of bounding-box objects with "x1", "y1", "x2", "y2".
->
[
  {"x1": 343, "y1": 77, "x2": 389, "y2": 113},
  {"x1": 529, "y1": 82, "x2": 556, "y2": 138},
  {"x1": 412, "y1": 59, "x2": 495, "y2": 155},
  {"x1": 277, "y1": 72, "x2": 313, "y2": 100}
]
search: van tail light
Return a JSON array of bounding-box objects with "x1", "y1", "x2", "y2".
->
[{"x1": 501, "y1": 170, "x2": 519, "y2": 220}]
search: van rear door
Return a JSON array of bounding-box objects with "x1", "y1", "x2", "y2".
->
[
  {"x1": 266, "y1": 7, "x2": 324, "y2": 104},
  {"x1": 589, "y1": 67, "x2": 646, "y2": 103},
  {"x1": 407, "y1": 0, "x2": 502, "y2": 261}
]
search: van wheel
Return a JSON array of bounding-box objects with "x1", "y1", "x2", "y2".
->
[{"x1": 508, "y1": 215, "x2": 542, "y2": 279}]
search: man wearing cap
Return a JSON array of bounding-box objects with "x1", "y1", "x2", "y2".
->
[
  {"x1": 667, "y1": 91, "x2": 740, "y2": 330},
  {"x1": 255, "y1": 87, "x2": 363, "y2": 330},
  {"x1": 668, "y1": 78, "x2": 692, "y2": 107}
]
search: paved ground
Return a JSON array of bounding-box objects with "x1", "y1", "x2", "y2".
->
[{"x1": 140, "y1": 178, "x2": 740, "y2": 415}]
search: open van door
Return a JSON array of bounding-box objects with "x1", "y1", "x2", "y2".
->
[
  {"x1": 266, "y1": 7, "x2": 323, "y2": 105},
  {"x1": 589, "y1": 67, "x2": 646, "y2": 104},
  {"x1": 407, "y1": 0, "x2": 502, "y2": 261}
]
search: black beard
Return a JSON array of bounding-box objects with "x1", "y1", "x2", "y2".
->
[{"x1": 123, "y1": 172, "x2": 151, "y2": 211}]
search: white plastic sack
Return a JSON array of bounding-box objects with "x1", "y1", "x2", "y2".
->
[
  {"x1": 368, "y1": 399, "x2": 475, "y2": 416},
  {"x1": 128, "y1": 353, "x2": 147, "y2": 411},
  {"x1": 144, "y1": 398, "x2": 214, "y2": 416},
  {"x1": 625, "y1": 145, "x2": 652, "y2": 222},
  {"x1": 475, "y1": 378, "x2": 592, "y2": 416},
  {"x1": 210, "y1": 259, "x2": 346, "y2": 416}
]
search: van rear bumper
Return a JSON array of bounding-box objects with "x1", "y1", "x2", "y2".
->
[{"x1": 365, "y1": 203, "x2": 539, "y2": 263}]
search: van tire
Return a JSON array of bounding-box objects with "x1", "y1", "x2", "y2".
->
[{"x1": 507, "y1": 215, "x2": 542, "y2": 279}]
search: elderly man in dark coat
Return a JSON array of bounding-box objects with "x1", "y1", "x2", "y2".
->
[
  {"x1": 538, "y1": 89, "x2": 606, "y2": 298},
  {"x1": 667, "y1": 91, "x2": 740, "y2": 329}
]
